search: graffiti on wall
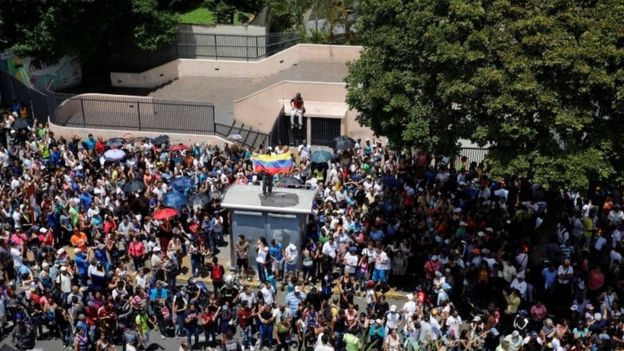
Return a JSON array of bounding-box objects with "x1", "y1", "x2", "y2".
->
[{"x1": 0, "y1": 53, "x2": 82, "y2": 91}]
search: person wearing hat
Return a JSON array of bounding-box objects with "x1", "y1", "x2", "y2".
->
[
  {"x1": 283, "y1": 243, "x2": 299, "y2": 283},
  {"x1": 503, "y1": 330, "x2": 524, "y2": 351},
  {"x1": 402, "y1": 293, "x2": 417, "y2": 321}
]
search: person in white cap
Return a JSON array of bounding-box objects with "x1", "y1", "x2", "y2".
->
[
  {"x1": 402, "y1": 293, "x2": 417, "y2": 321},
  {"x1": 503, "y1": 330, "x2": 523, "y2": 351},
  {"x1": 384, "y1": 304, "x2": 401, "y2": 336},
  {"x1": 283, "y1": 243, "x2": 298, "y2": 282}
]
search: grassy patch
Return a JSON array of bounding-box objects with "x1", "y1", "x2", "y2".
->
[{"x1": 178, "y1": 7, "x2": 215, "y2": 25}]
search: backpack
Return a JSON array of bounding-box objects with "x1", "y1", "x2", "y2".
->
[{"x1": 212, "y1": 264, "x2": 224, "y2": 281}]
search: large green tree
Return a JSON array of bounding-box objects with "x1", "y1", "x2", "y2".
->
[
  {"x1": 1, "y1": 0, "x2": 178, "y2": 65},
  {"x1": 346, "y1": 0, "x2": 624, "y2": 190}
]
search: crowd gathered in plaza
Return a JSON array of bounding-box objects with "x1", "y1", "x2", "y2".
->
[{"x1": 0, "y1": 102, "x2": 623, "y2": 351}]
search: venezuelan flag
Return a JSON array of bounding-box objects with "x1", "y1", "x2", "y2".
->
[{"x1": 252, "y1": 152, "x2": 294, "y2": 176}]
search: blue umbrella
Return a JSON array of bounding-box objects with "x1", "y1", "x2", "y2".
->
[
  {"x1": 311, "y1": 150, "x2": 332, "y2": 163},
  {"x1": 103, "y1": 149, "x2": 126, "y2": 162},
  {"x1": 171, "y1": 176, "x2": 193, "y2": 192},
  {"x1": 382, "y1": 176, "x2": 402, "y2": 189},
  {"x1": 163, "y1": 191, "x2": 187, "y2": 209}
]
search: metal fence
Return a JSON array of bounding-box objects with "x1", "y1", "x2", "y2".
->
[
  {"x1": 113, "y1": 31, "x2": 299, "y2": 72},
  {"x1": 214, "y1": 121, "x2": 269, "y2": 150},
  {"x1": 0, "y1": 67, "x2": 270, "y2": 149},
  {"x1": 53, "y1": 95, "x2": 217, "y2": 134},
  {"x1": 455, "y1": 147, "x2": 489, "y2": 167},
  {"x1": 177, "y1": 31, "x2": 299, "y2": 61}
]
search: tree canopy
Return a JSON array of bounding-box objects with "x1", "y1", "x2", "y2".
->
[
  {"x1": 1, "y1": 0, "x2": 179, "y2": 65},
  {"x1": 346, "y1": 0, "x2": 624, "y2": 190}
]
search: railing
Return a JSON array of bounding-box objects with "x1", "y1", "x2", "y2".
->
[
  {"x1": 112, "y1": 31, "x2": 299, "y2": 72},
  {"x1": 177, "y1": 32, "x2": 299, "y2": 61},
  {"x1": 455, "y1": 147, "x2": 489, "y2": 167},
  {"x1": 1, "y1": 67, "x2": 268, "y2": 149},
  {"x1": 53, "y1": 95, "x2": 217, "y2": 134},
  {"x1": 214, "y1": 121, "x2": 268, "y2": 150}
]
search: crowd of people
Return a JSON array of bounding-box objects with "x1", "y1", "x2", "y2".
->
[{"x1": 0, "y1": 103, "x2": 622, "y2": 351}]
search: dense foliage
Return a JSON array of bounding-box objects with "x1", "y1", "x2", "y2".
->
[
  {"x1": 346, "y1": 0, "x2": 624, "y2": 190},
  {"x1": 1, "y1": 0, "x2": 179, "y2": 65}
]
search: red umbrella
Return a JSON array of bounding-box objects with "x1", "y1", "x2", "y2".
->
[
  {"x1": 153, "y1": 208, "x2": 178, "y2": 220},
  {"x1": 169, "y1": 144, "x2": 189, "y2": 151}
]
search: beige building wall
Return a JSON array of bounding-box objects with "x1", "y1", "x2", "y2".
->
[{"x1": 111, "y1": 44, "x2": 362, "y2": 88}]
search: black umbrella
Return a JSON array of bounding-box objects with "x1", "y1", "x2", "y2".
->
[
  {"x1": 12, "y1": 119, "x2": 30, "y2": 130},
  {"x1": 123, "y1": 180, "x2": 145, "y2": 194},
  {"x1": 106, "y1": 137, "x2": 125, "y2": 149},
  {"x1": 277, "y1": 176, "x2": 304, "y2": 187},
  {"x1": 150, "y1": 135, "x2": 170, "y2": 146},
  {"x1": 331, "y1": 136, "x2": 356, "y2": 152}
]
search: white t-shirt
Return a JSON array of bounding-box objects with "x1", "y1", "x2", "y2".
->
[
  {"x1": 385, "y1": 311, "x2": 401, "y2": 329},
  {"x1": 402, "y1": 300, "x2": 416, "y2": 320},
  {"x1": 11, "y1": 247, "x2": 23, "y2": 269},
  {"x1": 557, "y1": 265, "x2": 574, "y2": 284},
  {"x1": 256, "y1": 246, "x2": 268, "y2": 264},
  {"x1": 374, "y1": 251, "x2": 390, "y2": 270},
  {"x1": 261, "y1": 286, "x2": 274, "y2": 305},
  {"x1": 57, "y1": 272, "x2": 73, "y2": 293},
  {"x1": 344, "y1": 253, "x2": 358, "y2": 273},
  {"x1": 446, "y1": 315, "x2": 462, "y2": 338},
  {"x1": 322, "y1": 242, "x2": 337, "y2": 259}
]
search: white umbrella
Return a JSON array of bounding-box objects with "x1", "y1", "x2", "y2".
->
[
  {"x1": 103, "y1": 149, "x2": 126, "y2": 161},
  {"x1": 227, "y1": 134, "x2": 243, "y2": 142}
]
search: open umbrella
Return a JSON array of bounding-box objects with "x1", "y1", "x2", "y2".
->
[
  {"x1": 103, "y1": 149, "x2": 126, "y2": 162},
  {"x1": 227, "y1": 134, "x2": 243, "y2": 142},
  {"x1": 331, "y1": 136, "x2": 356, "y2": 152},
  {"x1": 163, "y1": 192, "x2": 187, "y2": 209},
  {"x1": 189, "y1": 193, "x2": 211, "y2": 208},
  {"x1": 171, "y1": 176, "x2": 193, "y2": 192},
  {"x1": 382, "y1": 176, "x2": 402, "y2": 189},
  {"x1": 311, "y1": 150, "x2": 332, "y2": 163},
  {"x1": 150, "y1": 135, "x2": 169, "y2": 146},
  {"x1": 153, "y1": 208, "x2": 178, "y2": 220},
  {"x1": 169, "y1": 143, "x2": 189, "y2": 152},
  {"x1": 106, "y1": 137, "x2": 125, "y2": 149},
  {"x1": 123, "y1": 180, "x2": 145, "y2": 194},
  {"x1": 12, "y1": 119, "x2": 30, "y2": 130},
  {"x1": 277, "y1": 176, "x2": 304, "y2": 187}
]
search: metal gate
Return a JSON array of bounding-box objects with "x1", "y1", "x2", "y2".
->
[{"x1": 311, "y1": 118, "x2": 341, "y2": 146}]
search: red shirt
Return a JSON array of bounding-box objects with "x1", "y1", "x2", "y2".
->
[
  {"x1": 237, "y1": 308, "x2": 252, "y2": 329},
  {"x1": 95, "y1": 141, "x2": 106, "y2": 155}
]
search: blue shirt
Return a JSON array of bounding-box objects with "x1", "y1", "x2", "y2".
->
[
  {"x1": 285, "y1": 291, "x2": 305, "y2": 315},
  {"x1": 270, "y1": 243, "x2": 283, "y2": 261},
  {"x1": 542, "y1": 268, "x2": 557, "y2": 289},
  {"x1": 75, "y1": 253, "x2": 88, "y2": 277}
]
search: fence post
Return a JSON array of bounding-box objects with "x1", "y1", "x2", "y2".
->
[
  {"x1": 136, "y1": 101, "x2": 142, "y2": 131},
  {"x1": 80, "y1": 99, "x2": 87, "y2": 127},
  {"x1": 256, "y1": 36, "x2": 259, "y2": 59},
  {"x1": 213, "y1": 35, "x2": 218, "y2": 60}
]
